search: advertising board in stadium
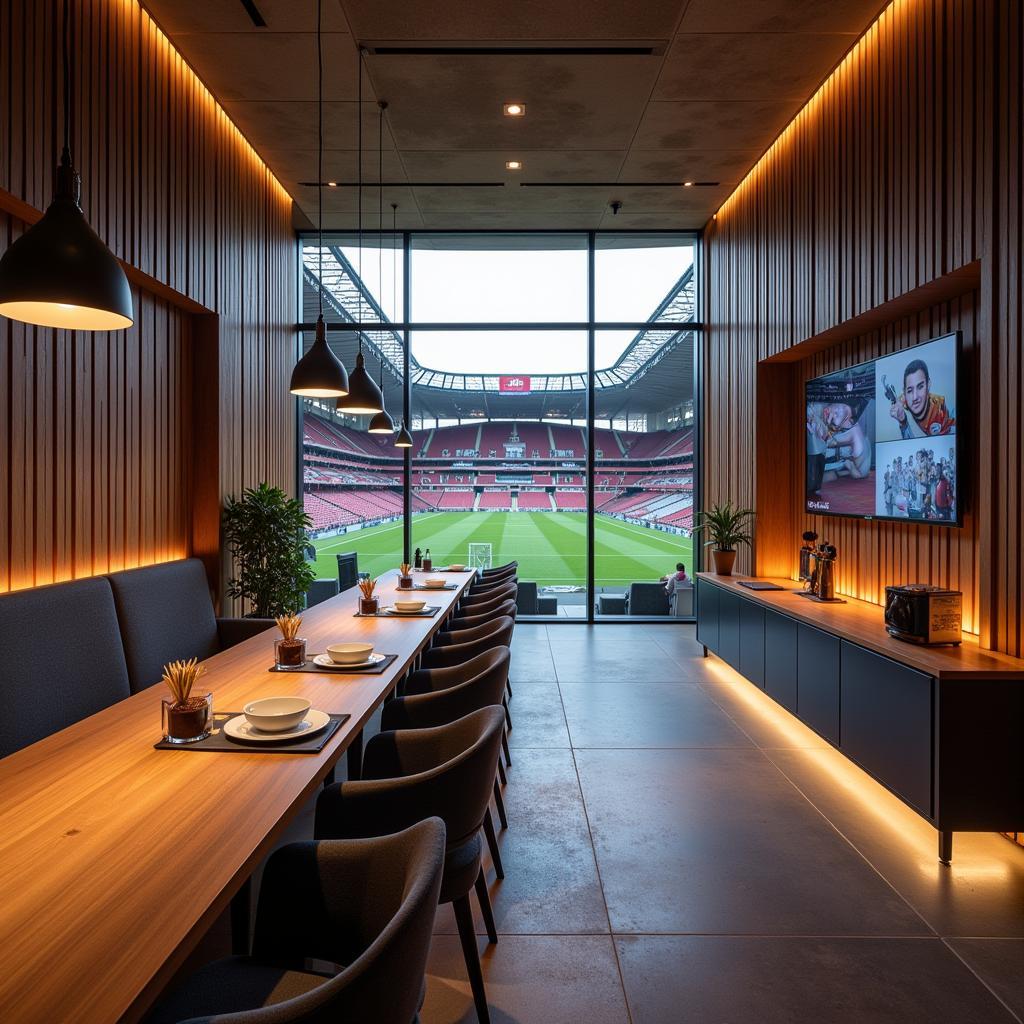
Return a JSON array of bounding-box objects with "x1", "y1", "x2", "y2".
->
[{"x1": 499, "y1": 375, "x2": 531, "y2": 394}]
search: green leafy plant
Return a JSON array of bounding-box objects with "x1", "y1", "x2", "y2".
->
[
  {"x1": 223, "y1": 483, "x2": 317, "y2": 617},
  {"x1": 693, "y1": 501, "x2": 755, "y2": 552}
]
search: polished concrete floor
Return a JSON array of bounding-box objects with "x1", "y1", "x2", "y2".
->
[{"x1": 420, "y1": 624, "x2": 1024, "y2": 1024}]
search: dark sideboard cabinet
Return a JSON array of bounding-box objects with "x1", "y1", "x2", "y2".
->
[{"x1": 696, "y1": 574, "x2": 1024, "y2": 863}]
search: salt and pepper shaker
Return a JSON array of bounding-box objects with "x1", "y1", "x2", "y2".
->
[
  {"x1": 414, "y1": 547, "x2": 422, "y2": 569},
  {"x1": 799, "y1": 530, "x2": 818, "y2": 581}
]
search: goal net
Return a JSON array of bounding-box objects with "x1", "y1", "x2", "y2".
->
[{"x1": 467, "y1": 543, "x2": 492, "y2": 571}]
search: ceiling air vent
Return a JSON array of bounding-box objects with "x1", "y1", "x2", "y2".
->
[{"x1": 362, "y1": 42, "x2": 668, "y2": 57}]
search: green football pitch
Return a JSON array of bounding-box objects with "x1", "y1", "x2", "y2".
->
[{"x1": 310, "y1": 511, "x2": 692, "y2": 589}]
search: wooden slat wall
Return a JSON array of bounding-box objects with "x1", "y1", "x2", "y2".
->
[
  {"x1": 0, "y1": 0, "x2": 296, "y2": 596},
  {"x1": 703, "y1": 0, "x2": 1023, "y2": 657}
]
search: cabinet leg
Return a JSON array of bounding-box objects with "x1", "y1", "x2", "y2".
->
[
  {"x1": 702, "y1": 645, "x2": 708, "y2": 658},
  {"x1": 938, "y1": 830, "x2": 953, "y2": 865}
]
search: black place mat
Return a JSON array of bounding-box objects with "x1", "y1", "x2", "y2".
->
[
  {"x1": 155, "y1": 712, "x2": 349, "y2": 753},
  {"x1": 354, "y1": 605, "x2": 441, "y2": 618},
  {"x1": 795, "y1": 592, "x2": 847, "y2": 604},
  {"x1": 413, "y1": 583, "x2": 457, "y2": 591},
  {"x1": 414, "y1": 567, "x2": 473, "y2": 574},
  {"x1": 738, "y1": 581, "x2": 786, "y2": 591},
  {"x1": 267, "y1": 653, "x2": 399, "y2": 675}
]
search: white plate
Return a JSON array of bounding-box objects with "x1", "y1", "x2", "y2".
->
[
  {"x1": 312, "y1": 652, "x2": 386, "y2": 670},
  {"x1": 223, "y1": 708, "x2": 330, "y2": 743},
  {"x1": 385, "y1": 605, "x2": 431, "y2": 615}
]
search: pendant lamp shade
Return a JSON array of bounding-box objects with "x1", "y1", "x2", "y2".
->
[
  {"x1": 336, "y1": 349, "x2": 385, "y2": 415},
  {"x1": 368, "y1": 408, "x2": 395, "y2": 433},
  {"x1": 394, "y1": 420, "x2": 414, "y2": 448},
  {"x1": 290, "y1": 314, "x2": 349, "y2": 397},
  {"x1": 0, "y1": 0, "x2": 133, "y2": 333}
]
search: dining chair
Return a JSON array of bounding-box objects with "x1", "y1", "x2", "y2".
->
[
  {"x1": 461, "y1": 581, "x2": 517, "y2": 608},
  {"x1": 447, "y1": 598, "x2": 517, "y2": 632},
  {"x1": 315, "y1": 707, "x2": 506, "y2": 1024},
  {"x1": 470, "y1": 572, "x2": 518, "y2": 594},
  {"x1": 145, "y1": 819, "x2": 446, "y2": 1024},
  {"x1": 383, "y1": 647, "x2": 513, "y2": 874},
  {"x1": 423, "y1": 616, "x2": 514, "y2": 668},
  {"x1": 479, "y1": 561, "x2": 517, "y2": 578}
]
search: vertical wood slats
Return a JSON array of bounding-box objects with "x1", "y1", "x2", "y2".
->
[
  {"x1": 703, "y1": 0, "x2": 1023, "y2": 658},
  {"x1": 0, "y1": 0, "x2": 296, "y2": 595}
]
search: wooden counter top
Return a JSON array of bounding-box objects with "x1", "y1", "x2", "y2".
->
[
  {"x1": 696, "y1": 573, "x2": 1024, "y2": 681},
  {"x1": 0, "y1": 569, "x2": 475, "y2": 1023}
]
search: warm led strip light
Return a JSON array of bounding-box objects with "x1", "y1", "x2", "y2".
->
[
  {"x1": 128, "y1": 0, "x2": 293, "y2": 207},
  {"x1": 715, "y1": 0, "x2": 905, "y2": 221}
]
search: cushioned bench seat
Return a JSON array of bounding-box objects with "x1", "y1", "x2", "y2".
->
[{"x1": 0, "y1": 577, "x2": 131, "y2": 759}]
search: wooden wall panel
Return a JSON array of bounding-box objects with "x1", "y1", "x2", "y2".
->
[
  {"x1": 0, "y1": 0, "x2": 296, "y2": 598},
  {"x1": 704, "y1": 0, "x2": 1023, "y2": 657}
]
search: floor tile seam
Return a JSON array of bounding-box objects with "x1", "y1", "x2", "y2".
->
[
  {"x1": 669, "y1": 682, "x2": 942, "y2": 939},
  {"x1": 557, "y1": 675, "x2": 635, "y2": 1024},
  {"x1": 754, "y1": 744, "x2": 942, "y2": 940},
  {"x1": 940, "y1": 936, "x2": 1024, "y2": 1024},
  {"x1": 608, "y1": 932, "x2": 955, "y2": 939}
]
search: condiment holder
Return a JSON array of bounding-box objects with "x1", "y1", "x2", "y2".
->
[
  {"x1": 160, "y1": 658, "x2": 212, "y2": 744},
  {"x1": 274, "y1": 612, "x2": 307, "y2": 670}
]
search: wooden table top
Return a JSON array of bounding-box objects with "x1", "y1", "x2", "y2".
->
[
  {"x1": 0, "y1": 568, "x2": 475, "y2": 1024},
  {"x1": 696, "y1": 572, "x2": 1024, "y2": 681}
]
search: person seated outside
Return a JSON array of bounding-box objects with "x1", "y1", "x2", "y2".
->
[{"x1": 662, "y1": 563, "x2": 691, "y2": 597}]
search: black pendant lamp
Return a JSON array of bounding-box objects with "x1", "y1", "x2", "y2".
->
[
  {"x1": 289, "y1": 0, "x2": 349, "y2": 398},
  {"x1": 368, "y1": 362, "x2": 395, "y2": 433},
  {"x1": 0, "y1": 0, "x2": 133, "y2": 331},
  {"x1": 390, "y1": 201, "x2": 411, "y2": 449},
  {"x1": 336, "y1": 48, "x2": 384, "y2": 417}
]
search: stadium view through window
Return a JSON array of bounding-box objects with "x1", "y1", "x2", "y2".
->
[{"x1": 298, "y1": 233, "x2": 698, "y2": 619}]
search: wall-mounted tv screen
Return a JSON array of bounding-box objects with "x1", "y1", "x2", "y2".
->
[{"x1": 805, "y1": 332, "x2": 960, "y2": 524}]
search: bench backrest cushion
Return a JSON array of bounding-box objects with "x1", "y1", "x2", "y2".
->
[
  {"x1": 0, "y1": 577, "x2": 131, "y2": 758},
  {"x1": 107, "y1": 559, "x2": 220, "y2": 693}
]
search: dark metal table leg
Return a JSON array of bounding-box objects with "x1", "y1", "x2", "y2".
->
[
  {"x1": 938, "y1": 830, "x2": 953, "y2": 865},
  {"x1": 347, "y1": 728, "x2": 363, "y2": 782},
  {"x1": 230, "y1": 877, "x2": 252, "y2": 954}
]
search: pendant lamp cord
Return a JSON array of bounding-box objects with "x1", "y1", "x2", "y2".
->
[
  {"x1": 356, "y1": 46, "x2": 363, "y2": 354},
  {"x1": 378, "y1": 99, "x2": 385, "y2": 393},
  {"x1": 62, "y1": 0, "x2": 71, "y2": 158},
  {"x1": 316, "y1": 0, "x2": 324, "y2": 318}
]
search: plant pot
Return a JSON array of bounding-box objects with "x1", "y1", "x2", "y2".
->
[
  {"x1": 398, "y1": 575, "x2": 413, "y2": 590},
  {"x1": 162, "y1": 693, "x2": 212, "y2": 744},
  {"x1": 274, "y1": 637, "x2": 307, "y2": 669},
  {"x1": 360, "y1": 597, "x2": 379, "y2": 615},
  {"x1": 712, "y1": 549, "x2": 737, "y2": 576}
]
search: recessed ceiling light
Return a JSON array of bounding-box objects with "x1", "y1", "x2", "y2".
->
[
  {"x1": 505, "y1": 160, "x2": 522, "y2": 171},
  {"x1": 327, "y1": 181, "x2": 337, "y2": 187},
  {"x1": 503, "y1": 102, "x2": 526, "y2": 117},
  {"x1": 683, "y1": 181, "x2": 694, "y2": 187}
]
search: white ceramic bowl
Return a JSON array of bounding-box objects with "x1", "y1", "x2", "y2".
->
[
  {"x1": 243, "y1": 696, "x2": 311, "y2": 733},
  {"x1": 423, "y1": 578, "x2": 447, "y2": 589},
  {"x1": 395, "y1": 599, "x2": 426, "y2": 612},
  {"x1": 326, "y1": 641, "x2": 374, "y2": 665},
  {"x1": 448, "y1": 564, "x2": 466, "y2": 572}
]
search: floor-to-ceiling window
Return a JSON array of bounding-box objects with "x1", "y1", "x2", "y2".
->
[{"x1": 297, "y1": 231, "x2": 699, "y2": 620}]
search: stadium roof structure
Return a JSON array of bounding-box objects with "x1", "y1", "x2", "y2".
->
[{"x1": 300, "y1": 243, "x2": 697, "y2": 420}]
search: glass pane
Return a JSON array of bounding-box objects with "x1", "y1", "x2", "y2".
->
[
  {"x1": 593, "y1": 331, "x2": 696, "y2": 618},
  {"x1": 412, "y1": 332, "x2": 588, "y2": 618},
  {"x1": 410, "y1": 233, "x2": 587, "y2": 323},
  {"x1": 594, "y1": 233, "x2": 697, "y2": 323},
  {"x1": 299, "y1": 327, "x2": 405, "y2": 586},
  {"x1": 302, "y1": 232, "x2": 404, "y2": 324}
]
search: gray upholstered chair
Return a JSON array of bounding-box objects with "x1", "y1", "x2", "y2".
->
[
  {"x1": 385, "y1": 647, "x2": 513, "y2": 873},
  {"x1": 460, "y1": 583, "x2": 517, "y2": 614},
  {"x1": 470, "y1": 573, "x2": 517, "y2": 594},
  {"x1": 670, "y1": 584, "x2": 694, "y2": 617},
  {"x1": 479, "y1": 561, "x2": 517, "y2": 578},
  {"x1": 144, "y1": 819, "x2": 446, "y2": 1024},
  {"x1": 0, "y1": 577, "x2": 132, "y2": 758},
  {"x1": 305, "y1": 578, "x2": 340, "y2": 608},
  {"x1": 625, "y1": 582, "x2": 670, "y2": 616},
  {"x1": 447, "y1": 598, "x2": 517, "y2": 632},
  {"x1": 423, "y1": 616, "x2": 515, "y2": 669},
  {"x1": 597, "y1": 593, "x2": 627, "y2": 615},
  {"x1": 106, "y1": 558, "x2": 274, "y2": 693},
  {"x1": 315, "y1": 707, "x2": 506, "y2": 1024}
]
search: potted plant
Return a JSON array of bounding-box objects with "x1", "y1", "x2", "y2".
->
[
  {"x1": 694, "y1": 501, "x2": 754, "y2": 576},
  {"x1": 223, "y1": 483, "x2": 317, "y2": 617}
]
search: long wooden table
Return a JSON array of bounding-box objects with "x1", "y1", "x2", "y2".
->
[{"x1": 0, "y1": 569, "x2": 475, "y2": 1023}]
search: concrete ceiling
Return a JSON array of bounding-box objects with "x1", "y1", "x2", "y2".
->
[{"x1": 142, "y1": 0, "x2": 885, "y2": 231}]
